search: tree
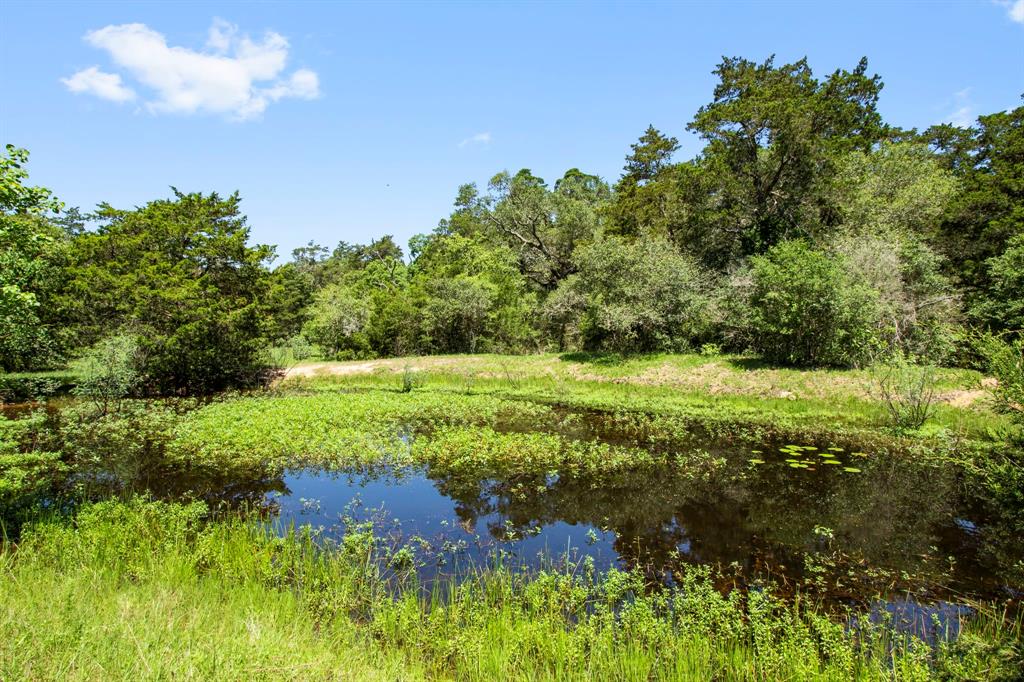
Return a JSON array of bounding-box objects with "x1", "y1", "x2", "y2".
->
[
  {"x1": 481, "y1": 169, "x2": 608, "y2": 291},
  {"x1": 831, "y1": 142, "x2": 957, "y2": 237},
  {"x1": 926, "y1": 105, "x2": 1024, "y2": 328},
  {"x1": 974, "y1": 233, "x2": 1024, "y2": 334},
  {"x1": 301, "y1": 283, "x2": 373, "y2": 359},
  {"x1": 743, "y1": 240, "x2": 881, "y2": 367},
  {"x1": 410, "y1": 233, "x2": 535, "y2": 354},
  {"x1": 0, "y1": 145, "x2": 69, "y2": 371},
  {"x1": 606, "y1": 127, "x2": 687, "y2": 241},
  {"x1": 67, "y1": 190, "x2": 274, "y2": 394},
  {"x1": 621, "y1": 125, "x2": 680, "y2": 182},
  {"x1": 547, "y1": 236, "x2": 714, "y2": 353},
  {"x1": 684, "y1": 56, "x2": 888, "y2": 261}
]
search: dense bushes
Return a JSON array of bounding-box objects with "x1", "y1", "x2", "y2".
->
[
  {"x1": 741, "y1": 240, "x2": 881, "y2": 367},
  {"x1": 547, "y1": 237, "x2": 714, "y2": 352},
  {"x1": 64, "y1": 191, "x2": 276, "y2": 395}
]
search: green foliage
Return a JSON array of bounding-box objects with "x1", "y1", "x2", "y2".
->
[
  {"x1": 877, "y1": 359, "x2": 938, "y2": 430},
  {"x1": 833, "y1": 234, "x2": 960, "y2": 363},
  {"x1": 975, "y1": 232, "x2": 1024, "y2": 334},
  {"x1": 832, "y1": 141, "x2": 957, "y2": 236},
  {"x1": 745, "y1": 240, "x2": 882, "y2": 367},
  {"x1": 301, "y1": 283, "x2": 373, "y2": 359},
  {"x1": 684, "y1": 56, "x2": 888, "y2": 260},
  {"x1": 71, "y1": 333, "x2": 142, "y2": 408},
  {"x1": 928, "y1": 106, "x2": 1024, "y2": 328},
  {"x1": 479, "y1": 168, "x2": 608, "y2": 291},
  {"x1": 67, "y1": 190, "x2": 274, "y2": 394},
  {"x1": 0, "y1": 145, "x2": 70, "y2": 371},
  {"x1": 0, "y1": 413, "x2": 64, "y2": 529},
  {"x1": 4, "y1": 498, "x2": 1021, "y2": 681},
  {"x1": 978, "y1": 334, "x2": 1024, "y2": 426},
  {"x1": 0, "y1": 371, "x2": 78, "y2": 402},
  {"x1": 55, "y1": 401, "x2": 184, "y2": 495},
  {"x1": 413, "y1": 234, "x2": 536, "y2": 354},
  {"x1": 549, "y1": 236, "x2": 714, "y2": 352}
]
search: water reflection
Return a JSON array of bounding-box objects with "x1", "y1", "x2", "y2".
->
[{"x1": 240, "y1": 446, "x2": 1020, "y2": 609}]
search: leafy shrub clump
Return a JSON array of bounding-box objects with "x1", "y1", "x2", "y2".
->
[{"x1": 744, "y1": 240, "x2": 881, "y2": 367}]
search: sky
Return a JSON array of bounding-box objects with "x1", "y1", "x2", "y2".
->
[{"x1": 2, "y1": 0, "x2": 1022, "y2": 262}]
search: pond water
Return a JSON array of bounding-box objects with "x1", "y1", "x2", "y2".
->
[
  {"x1": 162, "y1": 409, "x2": 1022, "y2": 623},
  {"x1": 257, "y1": 459, "x2": 1019, "y2": 606},
  {"x1": 10, "y1": 396, "x2": 1019, "y2": 633}
]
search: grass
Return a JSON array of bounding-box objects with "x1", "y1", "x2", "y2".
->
[
  {"x1": 3, "y1": 497, "x2": 1021, "y2": 681},
  {"x1": 281, "y1": 352, "x2": 1014, "y2": 443}
]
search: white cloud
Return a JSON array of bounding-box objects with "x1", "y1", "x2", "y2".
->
[
  {"x1": 1011, "y1": 0, "x2": 1024, "y2": 22},
  {"x1": 60, "y1": 66, "x2": 136, "y2": 103},
  {"x1": 942, "y1": 88, "x2": 975, "y2": 128},
  {"x1": 63, "y1": 19, "x2": 320, "y2": 120},
  {"x1": 995, "y1": 0, "x2": 1024, "y2": 24},
  {"x1": 458, "y1": 132, "x2": 492, "y2": 148}
]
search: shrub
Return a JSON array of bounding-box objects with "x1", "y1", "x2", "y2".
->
[
  {"x1": 301, "y1": 284, "x2": 373, "y2": 359},
  {"x1": 0, "y1": 412, "x2": 64, "y2": 533},
  {"x1": 973, "y1": 233, "x2": 1024, "y2": 334},
  {"x1": 833, "y1": 233, "x2": 960, "y2": 364},
  {"x1": 877, "y1": 359, "x2": 938, "y2": 430},
  {"x1": 548, "y1": 236, "x2": 714, "y2": 353},
  {"x1": 746, "y1": 240, "x2": 881, "y2": 367},
  {"x1": 72, "y1": 333, "x2": 142, "y2": 411},
  {"x1": 978, "y1": 334, "x2": 1024, "y2": 425}
]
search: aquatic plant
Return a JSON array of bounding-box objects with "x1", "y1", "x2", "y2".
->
[{"x1": 3, "y1": 498, "x2": 1021, "y2": 681}]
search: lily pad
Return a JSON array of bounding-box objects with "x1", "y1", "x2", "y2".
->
[
  {"x1": 823, "y1": 459, "x2": 841, "y2": 465},
  {"x1": 843, "y1": 467, "x2": 862, "y2": 473},
  {"x1": 748, "y1": 458, "x2": 765, "y2": 465}
]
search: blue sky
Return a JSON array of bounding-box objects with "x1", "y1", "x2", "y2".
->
[{"x1": 2, "y1": 1, "x2": 1022, "y2": 261}]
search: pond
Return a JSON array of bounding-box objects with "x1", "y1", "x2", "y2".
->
[{"x1": 160, "y1": 407, "x2": 1022, "y2": 625}]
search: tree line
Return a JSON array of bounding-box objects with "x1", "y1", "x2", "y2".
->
[{"x1": 2, "y1": 55, "x2": 1021, "y2": 394}]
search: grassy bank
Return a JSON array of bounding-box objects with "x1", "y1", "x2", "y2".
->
[
  {"x1": 280, "y1": 353, "x2": 1015, "y2": 444},
  {"x1": 3, "y1": 498, "x2": 1021, "y2": 681}
]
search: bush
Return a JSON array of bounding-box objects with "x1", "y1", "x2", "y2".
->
[
  {"x1": 0, "y1": 412, "x2": 65, "y2": 533},
  {"x1": 745, "y1": 240, "x2": 881, "y2": 367},
  {"x1": 0, "y1": 371, "x2": 77, "y2": 402},
  {"x1": 72, "y1": 333, "x2": 142, "y2": 410},
  {"x1": 978, "y1": 334, "x2": 1024, "y2": 425},
  {"x1": 301, "y1": 284, "x2": 373, "y2": 360},
  {"x1": 974, "y1": 233, "x2": 1024, "y2": 334},
  {"x1": 548, "y1": 236, "x2": 714, "y2": 353},
  {"x1": 877, "y1": 359, "x2": 938, "y2": 430},
  {"x1": 833, "y1": 234, "x2": 960, "y2": 364}
]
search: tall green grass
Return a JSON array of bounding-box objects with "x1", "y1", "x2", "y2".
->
[{"x1": 3, "y1": 498, "x2": 1020, "y2": 681}]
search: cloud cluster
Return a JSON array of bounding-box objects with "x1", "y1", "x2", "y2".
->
[
  {"x1": 945, "y1": 88, "x2": 975, "y2": 128},
  {"x1": 458, "y1": 132, "x2": 492, "y2": 148},
  {"x1": 996, "y1": 0, "x2": 1024, "y2": 24},
  {"x1": 62, "y1": 19, "x2": 319, "y2": 120},
  {"x1": 61, "y1": 66, "x2": 136, "y2": 103}
]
